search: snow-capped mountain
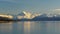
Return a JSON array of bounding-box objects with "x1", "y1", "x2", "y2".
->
[
  {"x1": 0, "y1": 11, "x2": 60, "y2": 21},
  {"x1": 17, "y1": 11, "x2": 60, "y2": 20},
  {"x1": 17, "y1": 11, "x2": 41, "y2": 19}
]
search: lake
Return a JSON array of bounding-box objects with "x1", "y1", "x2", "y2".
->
[{"x1": 0, "y1": 21, "x2": 60, "y2": 34}]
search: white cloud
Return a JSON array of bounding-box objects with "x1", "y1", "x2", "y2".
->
[
  {"x1": 52, "y1": 9, "x2": 60, "y2": 14},
  {"x1": 53, "y1": 9, "x2": 60, "y2": 11}
]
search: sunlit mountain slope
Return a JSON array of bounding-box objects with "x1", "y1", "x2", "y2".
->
[{"x1": 17, "y1": 11, "x2": 40, "y2": 19}]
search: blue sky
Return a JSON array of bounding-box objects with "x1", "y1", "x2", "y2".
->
[{"x1": 0, "y1": 0, "x2": 60, "y2": 15}]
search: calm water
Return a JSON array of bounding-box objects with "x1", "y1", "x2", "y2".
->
[{"x1": 0, "y1": 21, "x2": 60, "y2": 34}]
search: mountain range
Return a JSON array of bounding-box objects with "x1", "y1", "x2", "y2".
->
[{"x1": 0, "y1": 11, "x2": 60, "y2": 21}]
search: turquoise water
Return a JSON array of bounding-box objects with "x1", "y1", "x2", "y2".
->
[{"x1": 0, "y1": 21, "x2": 60, "y2": 34}]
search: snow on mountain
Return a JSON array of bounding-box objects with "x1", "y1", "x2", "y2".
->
[
  {"x1": 17, "y1": 11, "x2": 41, "y2": 19},
  {"x1": 17, "y1": 11, "x2": 60, "y2": 19}
]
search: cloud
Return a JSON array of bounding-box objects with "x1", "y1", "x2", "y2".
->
[
  {"x1": 53, "y1": 9, "x2": 60, "y2": 11},
  {"x1": 52, "y1": 9, "x2": 60, "y2": 14}
]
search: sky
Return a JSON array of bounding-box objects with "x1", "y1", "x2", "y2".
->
[{"x1": 0, "y1": 0, "x2": 60, "y2": 15}]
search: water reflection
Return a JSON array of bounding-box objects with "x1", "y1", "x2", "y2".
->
[
  {"x1": 0, "y1": 21, "x2": 60, "y2": 34},
  {"x1": 24, "y1": 21, "x2": 30, "y2": 34},
  {"x1": 0, "y1": 21, "x2": 13, "y2": 34}
]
